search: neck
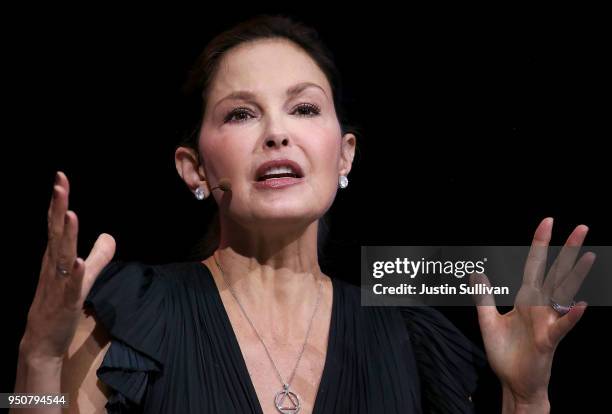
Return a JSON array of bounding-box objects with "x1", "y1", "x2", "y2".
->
[{"x1": 206, "y1": 218, "x2": 324, "y2": 338}]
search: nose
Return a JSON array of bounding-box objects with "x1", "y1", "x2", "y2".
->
[{"x1": 265, "y1": 133, "x2": 290, "y2": 148}]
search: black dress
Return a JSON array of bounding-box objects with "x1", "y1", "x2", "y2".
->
[{"x1": 84, "y1": 260, "x2": 487, "y2": 413}]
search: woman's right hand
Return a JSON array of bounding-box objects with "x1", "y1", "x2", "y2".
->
[{"x1": 19, "y1": 171, "x2": 116, "y2": 361}]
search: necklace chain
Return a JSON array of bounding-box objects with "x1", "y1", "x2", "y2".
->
[{"x1": 213, "y1": 252, "x2": 323, "y2": 390}]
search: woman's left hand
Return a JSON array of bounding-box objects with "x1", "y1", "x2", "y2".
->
[{"x1": 470, "y1": 217, "x2": 593, "y2": 408}]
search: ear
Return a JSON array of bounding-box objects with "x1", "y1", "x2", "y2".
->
[
  {"x1": 175, "y1": 146, "x2": 211, "y2": 198},
  {"x1": 339, "y1": 132, "x2": 357, "y2": 176}
]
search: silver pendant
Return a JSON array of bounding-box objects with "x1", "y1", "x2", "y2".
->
[{"x1": 274, "y1": 383, "x2": 301, "y2": 414}]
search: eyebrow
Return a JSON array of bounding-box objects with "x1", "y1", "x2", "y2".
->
[{"x1": 213, "y1": 81, "x2": 327, "y2": 111}]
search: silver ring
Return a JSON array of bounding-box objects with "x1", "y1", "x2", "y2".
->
[
  {"x1": 56, "y1": 264, "x2": 70, "y2": 277},
  {"x1": 550, "y1": 298, "x2": 576, "y2": 315}
]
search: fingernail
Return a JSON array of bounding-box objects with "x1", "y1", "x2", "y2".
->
[{"x1": 55, "y1": 171, "x2": 61, "y2": 184}]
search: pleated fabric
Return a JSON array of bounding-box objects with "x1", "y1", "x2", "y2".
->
[
  {"x1": 84, "y1": 260, "x2": 487, "y2": 413},
  {"x1": 399, "y1": 307, "x2": 487, "y2": 413}
]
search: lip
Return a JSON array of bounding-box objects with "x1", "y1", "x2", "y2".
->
[
  {"x1": 253, "y1": 176, "x2": 305, "y2": 190},
  {"x1": 254, "y1": 158, "x2": 304, "y2": 181}
]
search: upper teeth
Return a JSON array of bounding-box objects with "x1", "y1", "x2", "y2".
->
[{"x1": 262, "y1": 166, "x2": 297, "y2": 176}]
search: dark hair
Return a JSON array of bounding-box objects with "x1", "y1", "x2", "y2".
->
[{"x1": 177, "y1": 14, "x2": 362, "y2": 261}]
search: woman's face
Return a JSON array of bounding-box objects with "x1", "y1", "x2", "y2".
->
[{"x1": 198, "y1": 38, "x2": 355, "y2": 230}]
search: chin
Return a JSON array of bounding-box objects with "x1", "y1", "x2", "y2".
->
[{"x1": 253, "y1": 208, "x2": 320, "y2": 227}]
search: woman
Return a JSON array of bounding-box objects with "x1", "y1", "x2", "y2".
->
[{"x1": 14, "y1": 14, "x2": 590, "y2": 413}]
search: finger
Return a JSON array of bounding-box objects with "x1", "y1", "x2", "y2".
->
[
  {"x1": 523, "y1": 217, "x2": 553, "y2": 288},
  {"x1": 63, "y1": 257, "x2": 87, "y2": 306},
  {"x1": 46, "y1": 171, "x2": 69, "y2": 261},
  {"x1": 551, "y1": 252, "x2": 596, "y2": 305},
  {"x1": 56, "y1": 170, "x2": 70, "y2": 194},
  {"x1": 543, "y1": 225, "x2": 589, "y2": 296},
  {"x1": 56, "y1": 210, "x2": 79, "y2": 278},
  {"x1": 470, "y1": 272, "x2": 500, "y2": 332},
  {"x1": 549, "y1": 301, "x2": 588, "y2": 344},
  {"x1": 83, "y1": 233, "x2": 116, "y2": 293}
]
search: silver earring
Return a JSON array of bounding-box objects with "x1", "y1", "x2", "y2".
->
[
  {"x1": 339, "y1": 175, "x2": 349, "y2": 189},
  {"x1": 194, "y1": 186, "x2": 206, "y2": 200}
]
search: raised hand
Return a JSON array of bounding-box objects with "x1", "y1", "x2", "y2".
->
[
  {"x1": 470, "y1": 217, "x2": 593, "y2": 410},
  {"x1": 20, "y1": 171, "x2": 116, "y2": 361}
]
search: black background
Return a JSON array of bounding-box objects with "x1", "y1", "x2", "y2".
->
[{"x1": 3, "y1": 4, "x2": 610, "y2": 412}]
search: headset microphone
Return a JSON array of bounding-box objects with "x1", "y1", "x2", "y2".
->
[{"x1": 211, "y1": 178, "x2": 232, "y2": 192}]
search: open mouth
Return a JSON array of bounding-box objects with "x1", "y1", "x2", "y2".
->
[
  {"x1": 255, "y1": 160, "x2": 305, "y2": 182},
  {"x1": 256, "y1": 172, "x2": 302, "y2": 181}
]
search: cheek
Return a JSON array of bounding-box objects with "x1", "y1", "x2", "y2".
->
[
  {"x1": 200, "y1": 133, "x2": 247, "y2": 178},
  {"x1": 309, "y1": 135, "x2": 341, "y2": 194},
  {"x1": 314, "y1": 134, "x2": 341, "y2": 172}
]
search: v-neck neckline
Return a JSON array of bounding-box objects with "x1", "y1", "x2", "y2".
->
[{"x1": 195, "y1": 260, "x2": 338, "y2": 414}]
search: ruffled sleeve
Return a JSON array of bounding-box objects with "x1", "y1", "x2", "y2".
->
[
  {"x1": 399, "y1": 306, "x2": 487, "y2": 414},
  {"x1": 83, "y1": 260, "x2": 168, "y2": 413}
]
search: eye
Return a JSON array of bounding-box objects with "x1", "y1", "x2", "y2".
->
[
  {"x1": 223, "y1": 103, "x2": 321, "y2": 124},
  {"x1": 292, "y1": 103, "x2": 321, "y2": 117},
  {"x1": 224, "y1": 107, "x2": 254, "y2": 124}
]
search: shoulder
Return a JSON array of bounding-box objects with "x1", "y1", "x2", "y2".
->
[
  {"x1": 94, "y1": 259, "x2": 199, "y2": 280},
  {"x1": 87, "y1": 260, "x2": 204, "y2": 296},
  {"x1": 84, "y1": 260, "x2": 210, "y2": 333},
  {"x1": 85, "y1": 261, "x2": 164, "y2": 315}
]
